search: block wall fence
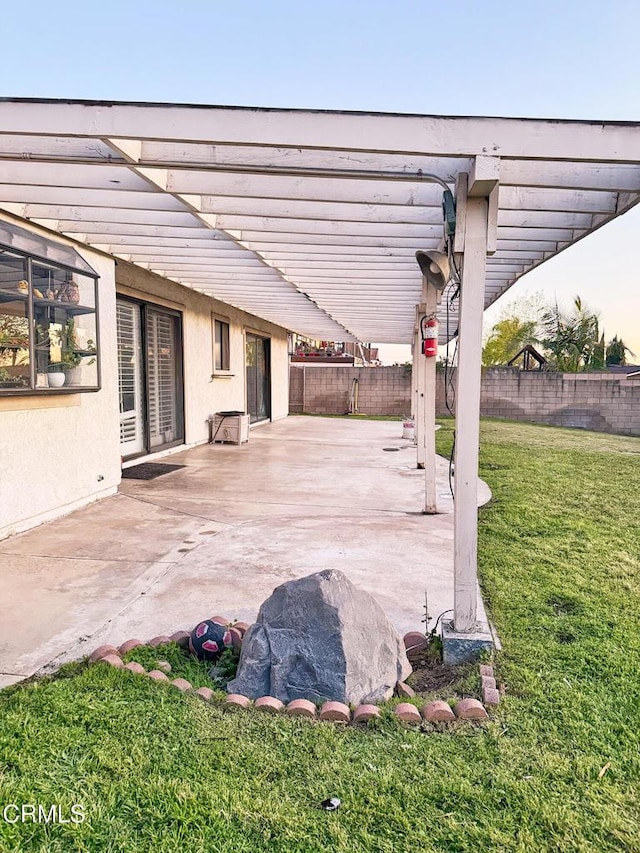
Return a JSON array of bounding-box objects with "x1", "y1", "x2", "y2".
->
[{"x1": 289, "y1": 365, "x2": 640, "y2": 436}]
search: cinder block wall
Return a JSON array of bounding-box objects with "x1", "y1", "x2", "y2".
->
[
  {"x1": 290, "y1": 364, "x2": 640, "y2": 436},
  {"x1": 436, "y1": 368, "x2": 640, "y2": 436},
  {"x1": 289, "y1": 365, "x2": 412, "y2": 416}
]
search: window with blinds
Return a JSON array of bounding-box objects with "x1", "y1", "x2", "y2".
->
[
  {"x1": 116, "y1": 300, "x2": 143, "y2": 453},
  {"x1": 116, "y1": 297, "x2": 184, "y2": 458},
  {"x1": 146, "y1": 309, "x2": 180, "y2": 448}
]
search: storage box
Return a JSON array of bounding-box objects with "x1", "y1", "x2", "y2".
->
[{"x1": 212, "y1": 413, "x2": 250, "y2": 445}]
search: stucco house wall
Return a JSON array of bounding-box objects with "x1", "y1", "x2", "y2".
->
[
  {"x1": 0, "y1": 215, "x2": 290, "y2": 540},
  {"x1": 115, "y1": 261, "x2": 290, "y2": 443},
  {"x1": 0, "y1": 217, "x2": 121, "y2": 539}
]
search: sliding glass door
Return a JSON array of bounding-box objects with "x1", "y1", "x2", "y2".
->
[
  {"x1": 117, "y1": 300, "x2": 144, "y2": 456},
  {"x1": 146, "y1": 308, "x2": 182, "y2": 448},
  {"x1": 117, "y1": 297, "x2": 184, "y2": 458},
  {"x1": 245, "y1": 333, "x2": 271, "y2": 423}
]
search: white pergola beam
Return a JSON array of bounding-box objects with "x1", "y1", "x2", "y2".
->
[
  {"x1": 0, "y1": 135, "x2": 126, "y2": 162},
  {"x1": 150, "y1": 262, "x2": 277, "y2": 272},
  {"x1": 0, "y1": 160, "x2": 149, "y2": 190},
  {"x1": 117, "y1": 247, "x2": 259, "y2": 259},
  {"x1": 498, "y1": 210, "x2": 592, "y2": 228},
  {"x1": 239, "y1": 233, "x2": 440, "y2": 247},
  {"x1": 166, "y1": 170, "x2": 446, "y2": 206},
  {"x1": 468, "y1": 156, "x2": 500, "y2": 197},
  {"x1": 0, "y1": 185, "x2": 187, "y2": 211},
  {"x1": 257, "y1": 249, "x2": 417, "y2": 260},
  {"x1": 202, "y1": 196, "x2": 444, "y2": 224},
  {"x1": 282, "y1": 275, "x2": 421, "y2": 283},
  {"x1": 491, "y1": 250, "x2": 545, "y2": 260},
  {"x1": 495, "y1": 239, "x2": 557, "y2": 251},
  {"x1": 87, "y1": 235, "x2": 241, "y2": 247},
  {"x1": 498, "y1": 227, "x2": 574, "y2": 240},
  {"x1": 276, "y1": 261, "x2": 419, "y2": 271},
  {"x1": 104, "y1": 138, "x2": 142, "y2": 163},
  {"x1": 168, "y1": 272, "x2": 286, "y2": 282},
  {"x1": 3, "y1": 102, "x2": 639, "y2": 163},
  {"x1": 216, "y1": 217, "x2": 438, "y2": 237},
  {"x1": 2, "y1": 133, "x2": 638, "y2": 192},
  {"x1": 500, "y1": 186, "x2": 617, "y2": 214},
  {"x1": 140, "y1": 140, "x2": 472, "y2": 174},
  {"x1": 25, "y1": 207, "x2": 202, "y2": 227},
  {"x1": 500, "y1": 159, "x2": 640, "y2": 192}
]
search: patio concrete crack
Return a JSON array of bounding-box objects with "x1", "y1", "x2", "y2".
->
[
  {"x1": 0, "y1": 552, "x2": 178, "y2": 564},
  {"x1": 124, "y1": 492, "x2": 421, "y2": 517},
  {"x1": 121, "y1": 492, "x2": 232, "y2": 525},
  {"x1": 35, "y1": 556, "x2": 186, "y2": 678}
]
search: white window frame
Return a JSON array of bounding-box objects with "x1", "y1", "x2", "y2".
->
[{"x1": 212, "y1": 314, "x2": 233, "y2": 377}]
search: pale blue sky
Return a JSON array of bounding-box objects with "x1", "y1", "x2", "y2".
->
[{"x1": 1, "y1": 0, "x2": 638, "y2": 361}]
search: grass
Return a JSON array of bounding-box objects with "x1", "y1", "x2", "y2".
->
[
  {"x1": 1, "y1": 418, "x2": 639, "y2": 852},
  {"x1": 121, "y1": 642, "x2": 240, "y2": 692}
]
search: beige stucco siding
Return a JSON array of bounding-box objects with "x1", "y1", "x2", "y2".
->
[
  {"x1": 0, "y1": 220, "x2": 121, "y2": 539},
  {"x1": 115, "y1": 261, "x2": 289, "y2": 444},
  {"x1": 0, "y1": 217, "x2": 290, "y2": 540}
]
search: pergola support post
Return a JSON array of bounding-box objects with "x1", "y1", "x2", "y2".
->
[
  {"x1": 411, "y1": 323, "x2": 419, "y2": 422},
  {"x1": 423, "y1": 281, "x2": 438, "y2": 514},
  {"x1": 415, "y1": 303, "x2": 426, "y2": 470},
  {"x1": 442, "y1": 192, "x2": 495, "y2": 663}
]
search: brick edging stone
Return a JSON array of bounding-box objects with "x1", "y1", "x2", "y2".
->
[{"x1": 87, "y1": 624, "x2": 499, "y2": 728}]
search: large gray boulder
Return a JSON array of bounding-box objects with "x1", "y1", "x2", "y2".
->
[{"x1": 227, "y1": 569, "x2": 411, "y2": 705}]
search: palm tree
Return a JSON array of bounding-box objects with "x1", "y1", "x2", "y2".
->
[
  {"x1": 540, "y1": 296, "x2": 600, "y2": 372},
  {"x1": 606, "y1": 335, "x2": 635, "y2": 366}
]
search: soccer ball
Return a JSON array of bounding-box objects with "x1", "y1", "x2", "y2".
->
[{"x1": 188, "y1": 620, "x2": 233, "y2": 661}]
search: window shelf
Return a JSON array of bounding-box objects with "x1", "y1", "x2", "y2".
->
[
  {"x1": 0, "y1": 237, "x2": 100, "y2": 394},
  {"x1": 0, "y1": 287, "x2": 28, "y2": 304},
  {"x1": 33, "y1": 296, "x2": 95, "y2": 316}
]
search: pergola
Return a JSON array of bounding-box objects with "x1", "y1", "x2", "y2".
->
[{"x1": 1, "y1": 98, "x2": 638, "y2": 651}]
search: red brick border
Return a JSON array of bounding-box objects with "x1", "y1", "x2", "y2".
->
[{"x1": 86, "y1": 625, "x2": 500, "y2": 728}]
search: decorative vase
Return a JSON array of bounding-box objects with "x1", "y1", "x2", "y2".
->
[
  {"x1": 47, "y1": 372, "x2": 66, "y2": 388},
  {"x1": 66, "y1": 367, "x2": 83, "y2": 386},
  {"x1": 58, "y1": 280, "x2": 80, "y2": 304}
]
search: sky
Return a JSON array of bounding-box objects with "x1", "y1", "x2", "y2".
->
[{"x1": 1, "y1": 0, "x2": 638, "y2": 364}]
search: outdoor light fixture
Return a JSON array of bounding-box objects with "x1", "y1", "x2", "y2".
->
[{"x1": 415, "y1": 250, "x2": 451, "y2": 290}]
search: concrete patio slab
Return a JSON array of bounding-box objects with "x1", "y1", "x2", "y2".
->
[
  {"x1": 0, "y1": 553, "x2": 171, "y2": 679},
  {"x1": 0, "y1": 493, "x2": 228, "y2": 561},
  {"x1": 0, "y1": 417, "x2": 492, "y2": 684}
]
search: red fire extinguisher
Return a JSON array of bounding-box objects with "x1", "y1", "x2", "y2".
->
[{"x1": 421, "y1": 315, "x2": 438, "y2": 357}]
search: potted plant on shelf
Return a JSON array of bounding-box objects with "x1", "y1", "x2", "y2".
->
[
  {"x1": 59, "y1": 319, "x2": 91, "y2": 386},
  {"x1": 47, "y1": 361, "x2": 72, "y2": 387},
  {"x1": 0, "y1": 367, "x2": 24, "y2": 388}
]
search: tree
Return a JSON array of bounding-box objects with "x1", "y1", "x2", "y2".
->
[
  {"x1": 0, "y1": 314, "x2": 29, "y2": 367},
  {"x1": 591, "y1": 333, "x2": 606, "y2": 370},
  {"x1": 606, "y1": 335, "x2": 635, "y2": 366},
  {"x1": 539, "y1": 295, "x2": 601, "y2": 372},
  {"x1": 482, "y1": 316, "x2": 538, "y2": 366}
]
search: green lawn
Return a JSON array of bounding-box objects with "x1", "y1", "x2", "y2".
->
[{"x1": 1, "y1": 419, "x2": 639, "y2": 853}]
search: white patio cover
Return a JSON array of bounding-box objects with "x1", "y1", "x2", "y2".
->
[{"x1": 0, "y1": 99, "x2": 638, "y2": 343}]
